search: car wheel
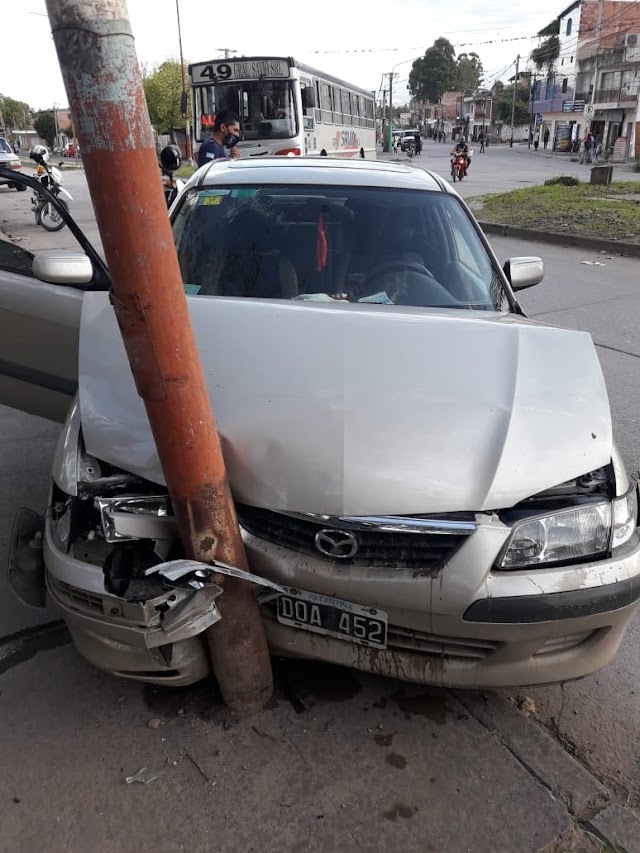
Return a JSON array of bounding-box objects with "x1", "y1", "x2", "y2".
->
[{"x1": 16, "y1": 184, "x2": 27, "y2": 192}]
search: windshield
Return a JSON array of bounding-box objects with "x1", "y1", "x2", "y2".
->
[
  {"x1": 197, "y1": 81, "x2": 297, "y2": 140},
  {"x1": 172, "y1": 185, "x2": 506, "y2": 311},
  {"x1": 0, "y1": 139, "x2": 12, "y2": 154}
]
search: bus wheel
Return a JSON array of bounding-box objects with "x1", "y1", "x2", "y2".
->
[
  {"x1": 360, "y1": 147, "x2": 365, "y2": 159},
  {"x1": 320, "y1": 149, "x2": 327, "y2": 156}
]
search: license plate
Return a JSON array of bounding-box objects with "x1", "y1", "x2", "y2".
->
[{"x1": 276, "y1": 589, "x2": 387, "y2": 649}]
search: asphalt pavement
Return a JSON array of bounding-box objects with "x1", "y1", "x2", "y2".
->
[{"x1": 1, "y1": 145, "x2": 640, "y2": 852}]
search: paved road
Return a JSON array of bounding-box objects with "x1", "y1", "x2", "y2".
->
[
  {"x1": 2, "y1": 143, "x2": 631, "y2": 256},
  {"x1": 1, "y1": 149, "x2": 640, "y2": 839}
]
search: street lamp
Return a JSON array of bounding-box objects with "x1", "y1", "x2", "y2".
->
[
  {"x1": 386, "y1": 54, "x2": 423, "y2": 152},
  {"x1": 176, "y1": 0, "x2": 193, "y2": 164}
]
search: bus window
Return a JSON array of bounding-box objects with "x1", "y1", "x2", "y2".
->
[
  {"x1": 196, "y1": 80, "x2": 298, "y2": 141},
  {"x1": 342, "y1": 90, "x2": 352, "y2": 125},
  {"x1": 364, "y1": 98, "x2": 374, "y2": 127},
  {"x1": 314, "y1": 80, "x2": 322, "y2": 123},
  {"x1": 331, "y1": 86, "x2": 343, "y2": 124},
  {"x1": 319, "y1": 81, "x2": 332, "y2": 123}
]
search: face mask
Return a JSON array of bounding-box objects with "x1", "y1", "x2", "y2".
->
[{"x1": 224, "y1": 132, "x2": 240, "y2": 148}]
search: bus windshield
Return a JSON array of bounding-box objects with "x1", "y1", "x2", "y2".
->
[{"x1": 197, "y1": 80, "x2": 298, "y2": 140}]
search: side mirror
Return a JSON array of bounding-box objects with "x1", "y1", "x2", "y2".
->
[
  {"x1": 32, "y1": 250, "x2": 94, "y2": 285},
  {"x1": 302, "y1": 87, "x2": 316, "y2": 109},
  {"x1": 503, "y1": 256, "x2": 544, "y2": 291}
]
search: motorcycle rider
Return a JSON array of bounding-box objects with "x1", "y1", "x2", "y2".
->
[
  {"x1": 450, "y1": 137, "x2": 470, "y2": 176},
  {"x1": 197, "y1": 109, "x2": 241, "y2": 167}
]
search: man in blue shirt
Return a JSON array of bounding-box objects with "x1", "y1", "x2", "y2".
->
[{"x1": 197, "y1": 109, "x2": 242, "y2": 167}]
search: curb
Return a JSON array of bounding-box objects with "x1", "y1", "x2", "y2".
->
[
  {"x1": 457, "y1": 691, "x2": 640, "y2": 852},
  {"x1": 478, "y1": 220, "x2": 640, "y2": 258},
  {"x1": 587, "y1": 803, "x2": 640, "y2": 853},
  {"x1": 456, "y1": 692, "x2": 609, "y2": 820}
]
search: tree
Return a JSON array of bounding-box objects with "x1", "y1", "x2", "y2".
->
[
  {"x1": 0, "y1": 97, "x2": 32, "y2": 131},
  {"x1": 456, "y1": 52, "x2": 484, "y2": 95},
  {"x1": 496, "y1": 81, "x2": 531, "y2": 125},
  {"x1": 142, "y1": 60, "x2": 190, "y2": 136},
  {"x1": 409, "y1": 38, "x2": 457, "y2": 103},
  {"x1": 531, "y1": 19, "x2": 560, "y2": 73},
  {"x1": 33, "y1": 111, "x2": 57, "y2": 148}
]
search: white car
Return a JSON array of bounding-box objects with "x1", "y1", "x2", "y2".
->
[
  {"x1": 1, "y1": 158, "x2": 639, "y2": 689},
  {"x1": 0, "y1": 138, "x2": 27, "y2": 191}
]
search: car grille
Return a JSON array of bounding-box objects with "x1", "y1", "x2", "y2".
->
[
  {"x1": 49, "y1": 577, "x2": 104, "y2": 614},
  {"x1": 262, "y1": 602, "x2": 498, "y2": 660},
  {"x1": 237, "y1": 504, "x2": 473, "y2": 570},
  {"x1": 386, "y1": 625, "x2": 498, "y2": 660}
]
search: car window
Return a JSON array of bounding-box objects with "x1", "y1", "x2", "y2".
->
[
  {"x1": 0, "y1": 139, "x2": 11, "y2": 154},
  {"x1": 172, "y1": 185, "x2": 507, "y2": 311},
  {"x1": 0, "y1": 238, "x2": 34, "y2": 277}
]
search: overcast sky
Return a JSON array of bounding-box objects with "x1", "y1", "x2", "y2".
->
[{"x1": 3, "y1": 0, "x2": 569, "y2": 112}]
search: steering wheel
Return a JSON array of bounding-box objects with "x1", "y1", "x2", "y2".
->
[{"x1": 365, "y1": 260, "x2": 435, "y2": 288}]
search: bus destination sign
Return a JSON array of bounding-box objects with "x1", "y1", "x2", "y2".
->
[{"x1": 191, "y1": 59, "x2": 290, "y2": 85}]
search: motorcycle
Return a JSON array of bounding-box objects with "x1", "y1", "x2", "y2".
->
[
  {"x1": 160, "y1": 145, "x2": 185, "y2": 209},
  {"x1": 451, "y1": 151, "x2": 467, "y2": 182},
  {"x1": 29, "y1": 145, "x2": 73, "y2": 232}
]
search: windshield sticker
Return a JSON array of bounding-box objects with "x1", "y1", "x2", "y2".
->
[
  {"x1": 184, "y1": 284, "x2": 202, "y2": 295},
  {"x1": 197, "y1": 190, "x2": 230, "y2": 206},
  {"x1": 230, "y1": 188, "x2": 257, "y2": 199}
]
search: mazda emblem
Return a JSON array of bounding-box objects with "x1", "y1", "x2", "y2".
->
[{"x1": 314, "y1": 529, "x2": 359, "y2": 559}]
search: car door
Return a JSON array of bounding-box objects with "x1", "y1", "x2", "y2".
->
[{"x1": 0, "y1": 237, "x2": 83, "y2": 422}]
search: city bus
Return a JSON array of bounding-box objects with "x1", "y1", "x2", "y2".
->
[{"x1": 189, "y1": 56, "x2": 376, "y2": 159}]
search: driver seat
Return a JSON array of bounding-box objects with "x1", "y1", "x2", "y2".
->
[{"x1": 372, "y1": 210, "x2": 425, "y2": 269}]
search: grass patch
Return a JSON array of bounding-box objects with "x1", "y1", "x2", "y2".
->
[
  {"x1": 476, "y1": 180, "x2": 640, "y2": 243},
  {"x1": 174, "y1": 163, "x2": 197, "y2": 179}
]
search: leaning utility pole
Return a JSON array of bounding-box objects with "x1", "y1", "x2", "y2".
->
[
  {"x1": 45, "y1": 0, "x2": 273, "y2": 714},
  {"x1": 510, "y1": 54, "x2": 520, "y2": 148}
]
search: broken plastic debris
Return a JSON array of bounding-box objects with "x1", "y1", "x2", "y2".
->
[
  {"x1": 145, "y1": 559, "x2": 286, "y2": 593},
  {"x1": 580, "y1": 261, "x2": 606, "y2": 266},
  {"x1": 125, "y1": 767, "x2": 162, "y2": 785}
]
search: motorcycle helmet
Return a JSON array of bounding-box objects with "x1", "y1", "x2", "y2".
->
[
  {"x1": 159, "y1": 144, "x2": 182, "y2": 172},
  {"x1": 29, "y1": 144, "x2": 49, "y2": 164}
]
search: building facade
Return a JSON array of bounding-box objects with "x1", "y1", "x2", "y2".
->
[
  {"x1": 531, "y1": 0, "x2": 583, "y2": 151},
  {"x1": 532, "y1": 0, "x2": 640, "y2": 158}
]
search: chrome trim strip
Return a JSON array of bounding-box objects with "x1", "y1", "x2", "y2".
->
[{"x1": 276, "y1": 511, "x2": 476, "y2": 536}]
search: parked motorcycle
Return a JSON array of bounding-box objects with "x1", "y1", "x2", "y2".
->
[
  {"x1": 29, "y1": 145, "x2": 73, "y2": 232},
  {"x1": 160, "y1": 145, "x2": 185, "y2": 209}
]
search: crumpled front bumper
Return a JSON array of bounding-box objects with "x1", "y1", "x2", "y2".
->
[{"x1": 44, "y1": 519, "x2": 219, "y2": 686}]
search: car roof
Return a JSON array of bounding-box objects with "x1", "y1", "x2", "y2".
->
[{"x1": 191, "y1": 157, "x2": 450, "y2": 194}]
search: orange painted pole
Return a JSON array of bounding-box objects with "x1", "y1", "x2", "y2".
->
[{"x1": 45, "y1": 0, "x2": 272, "y2": 713}]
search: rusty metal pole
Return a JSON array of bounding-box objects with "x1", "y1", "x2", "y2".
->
[{"x1": 45, "y1": 0, "x2": 273, "y2": 714}]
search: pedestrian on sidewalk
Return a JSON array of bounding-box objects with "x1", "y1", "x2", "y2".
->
[
  {"x1": 584, "y1": 131, "x2": 594, "y2": 164},
  {"x1": 533, "y1": 129, "x2": 540, "y2": 150},
  {"x1": 478, "y1": 130, "x2": 485, "y2": 153},
  {"x1": 543, "y1": 128, "x2": 550, "y2": 149}
]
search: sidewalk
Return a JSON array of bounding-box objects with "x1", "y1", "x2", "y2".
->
[
  {"x1": 2, "y1": 620, "x2": 636, "y2": 853},
  {"x1": 511, "y1": 143, "x2": 637, "y2": 173}
]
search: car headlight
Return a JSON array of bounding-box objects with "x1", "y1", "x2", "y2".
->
[
  {"x1": 499, "y1": 502, "x2": 611, "y2": 569},
  {"x1": 499, "y1": 487, "x2": 638, "y2": 570},
  {"x1": 612, "y1": 487, "x2": 638, "y2": 549}
]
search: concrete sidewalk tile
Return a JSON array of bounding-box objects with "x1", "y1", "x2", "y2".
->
[
  {"x1": 456, "y1": 692, "x2": 609, "y2": 819},
  {"x1": 588, "y1": 804, "x2": 640, "y2": 853},
  {"x1": 1, "y1": 646, "x2": 574, "y2": 853}
]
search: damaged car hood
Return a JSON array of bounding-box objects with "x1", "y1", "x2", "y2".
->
[{"x1": 79, "y1": 294, "x2": 612, "y2": 515}]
